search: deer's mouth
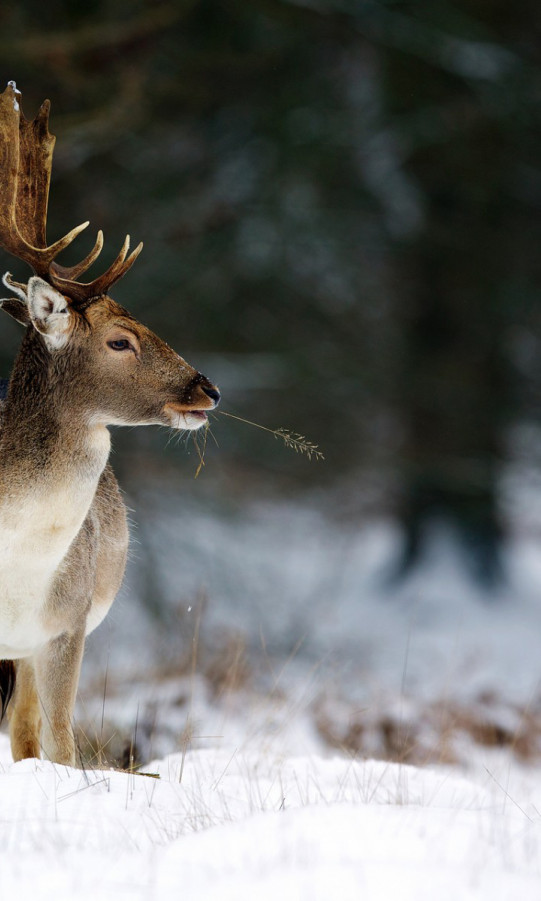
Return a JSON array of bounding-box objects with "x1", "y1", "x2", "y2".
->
[
  {"x1": 163, "y1": 403, "x2": 210, "y2": 431},
  {"x1": 185, "y1": 410, "x2": 208, "y2": 425}
]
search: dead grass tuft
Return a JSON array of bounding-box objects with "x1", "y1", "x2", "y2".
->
[
  {"x1": 203, "y1": 634, "x2": 251, "y2": 699},
  {"x1": 315, "y1": 692, "x2": 541, "y2": 766}
]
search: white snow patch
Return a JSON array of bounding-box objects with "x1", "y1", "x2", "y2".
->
[{"x1": 0, "y1": 733, "x2": 540, "y2": 900}]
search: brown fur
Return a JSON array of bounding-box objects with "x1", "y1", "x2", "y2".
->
[
  {"x1": 0, "y1": 84, "x2": 219, "y2": 766},
  {"x1": 0, "y1": 284, "x2": 219, "y2": 766}
]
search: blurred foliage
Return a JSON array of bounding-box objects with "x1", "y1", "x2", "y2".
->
[{"x1": 1, "y1": 0, "x2": 541, "y2": 573}]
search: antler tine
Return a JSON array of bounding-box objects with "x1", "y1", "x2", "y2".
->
[
  {"x1": 51, "y1": 229, "x2": 104, "y2": 281},
  {"x1": 113, "y1": 234, "x2": 130, "y2": 267},
  {"x1": 0, "y1": 221, "x2": 92, "y2": 284},
  {"x1": 2, "y1": 272, "x2": 27, "y2": 300},
  {"x1": 78, "y1": 235, "x2": 143, "y2": 296},
  {"x1": 44, "y1": 221, "x2": 90, "y2": 262},
  {"x1": 50, "y1": 237, "x2": 144, "y2": 304}
]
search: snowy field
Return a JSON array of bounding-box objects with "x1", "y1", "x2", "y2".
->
[
  {"x1": 3, "y1": 481, "x2": 541, "y2": 898},
  {"x1": 82, "y1": 477, "x2": 541, "y2": 767},
  {"x1": 1, "y1": 732, "x2": 541, "y2": 900}
]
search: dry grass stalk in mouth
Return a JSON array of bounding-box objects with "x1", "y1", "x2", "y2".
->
[{"x1": 215, "y1": 411, "x2": 325, "y2": 462}]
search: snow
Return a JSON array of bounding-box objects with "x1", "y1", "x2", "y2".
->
[
  {"x1": 98, "y1": 487, "x2": 541, "y2": 766},
  {"x1": 124, "y1": 493, "x2": 541, "y2": 704},
  {"x1": 4, "y1": 481, "x2": 541, "y2": 897},
  {"x1": 0, "y1": 732, "x2": 540, "y2": 899}
]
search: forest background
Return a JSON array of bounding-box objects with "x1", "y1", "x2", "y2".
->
[{"x1": 1, "y1": 1, "x2": 541, "y2": 661}]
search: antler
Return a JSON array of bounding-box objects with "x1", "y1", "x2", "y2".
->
[{"x1": 0, "y1": 82, "x2": 142, "y2": 305}]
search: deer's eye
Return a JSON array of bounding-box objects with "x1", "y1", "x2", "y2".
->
[{"x1": 107, "y1": 338, "x2": 132, "y2": 351}]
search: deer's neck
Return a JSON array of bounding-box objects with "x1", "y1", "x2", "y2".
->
[
  {"x1": 0, "y1": 332, "x2": 111, "y2": 491},
  {"x1": 0, "y1": 338, "x2": 112, "y2": 655}
]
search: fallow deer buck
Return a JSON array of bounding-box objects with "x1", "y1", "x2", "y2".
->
[{"x1": 0, "y1": 82, "x2": 220, "y2": 766}]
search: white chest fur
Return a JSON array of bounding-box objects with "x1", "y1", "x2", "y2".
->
[{"x1": 0, "y1": 427, "x2": 110, "y2": 658}]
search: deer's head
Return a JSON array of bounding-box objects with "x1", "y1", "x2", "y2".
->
[{"x1": 0, "y1": 82, "x2": 219, "y2": 431}]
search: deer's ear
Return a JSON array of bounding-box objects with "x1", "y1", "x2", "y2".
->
[
  {"x1": 27, "y1": 277, "x2": 72, "y2": 349},
  {"x1": 0, "y1": 297, "x2": 30, "y2": 325}
]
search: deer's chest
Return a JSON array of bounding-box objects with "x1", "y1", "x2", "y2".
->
[{"x1": 0, "y1": 482, "x2": 98, "y2": 657}]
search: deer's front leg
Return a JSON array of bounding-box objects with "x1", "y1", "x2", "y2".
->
[
  {"x1": 34, "y1": 629, "x2": 85, "y2": 766},
  {"x1": 9, "y1": 658, "x2": 41, "y2": 761}
]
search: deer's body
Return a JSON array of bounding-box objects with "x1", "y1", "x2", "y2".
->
[
  {"x1": 0, "y1": 404, "x2": 127, "y2": 761},
  {"x1": 0, "y1": 370, "x2": 125, "y2": 661},
  {"x1": 0, "y1": 83, "x2": 220, "y2": 765}
]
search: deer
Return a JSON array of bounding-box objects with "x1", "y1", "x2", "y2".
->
[{"x1": 0, "y1": 82, "x2": 220, "y2": 767}]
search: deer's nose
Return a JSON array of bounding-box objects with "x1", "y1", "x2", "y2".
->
[{"x1": 202, "y1": 385, "x2": 221, "y2": 407}]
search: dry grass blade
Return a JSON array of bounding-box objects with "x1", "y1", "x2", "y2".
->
[
  {"x1": 193, "y1": 421, "x2": 210, "y2": 478},
  {"x1": 217, "y1": 412, "x2": 324, "y2": 462}
]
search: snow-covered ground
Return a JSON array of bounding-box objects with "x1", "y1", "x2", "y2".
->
[
  {"x1": 1, "y1": 732, "x2": 540, "y2": 900},
  {"x1": 3, "y1": 481, "x2": 541, "y2": 898},
  {"x1": 120, "y1": 483, "x2": 541, "y2": 711},
  {"x1": 82, "y1": 482, "x2": 541, "y2": 767}
]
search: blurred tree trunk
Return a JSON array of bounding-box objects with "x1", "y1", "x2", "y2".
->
[{"x1": 388, "y1": 70, "x2": 513, "y2": 583}]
